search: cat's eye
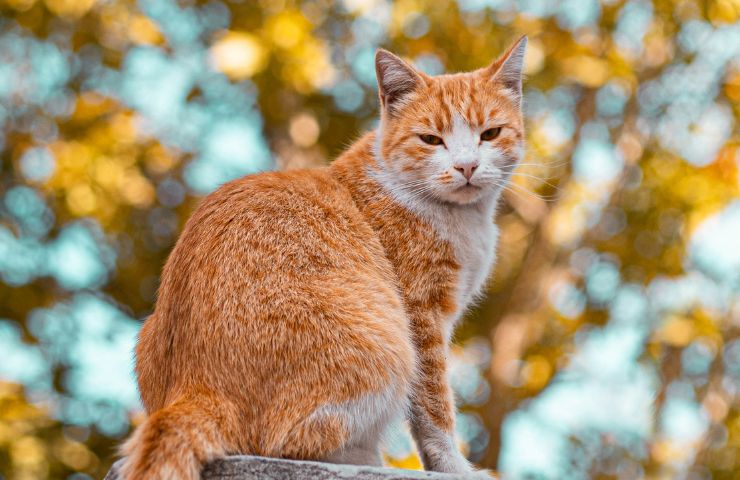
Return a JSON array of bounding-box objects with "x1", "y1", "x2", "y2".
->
[
  {"x1": 480, "y1": 127, "x2": 502, "y2": 141},
  {"x1": 419, "y1": 134, "x2": 444, "y2": 146}
]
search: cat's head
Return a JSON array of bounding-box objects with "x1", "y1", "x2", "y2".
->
[{"x1": 374, "y1": 37, "x2": 526, "y2": 206}]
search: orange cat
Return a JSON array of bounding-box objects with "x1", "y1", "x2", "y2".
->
[{"x1": 120, "y1": 36, "x2": 527, "y2": 479}]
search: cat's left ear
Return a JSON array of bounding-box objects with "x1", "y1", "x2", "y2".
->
[
  {"x1": 483, "y1": 35, "x2": 528, "y2": 97},
  {"x1": 375, "y1": 49, "x2": 426, "y2": 115}
]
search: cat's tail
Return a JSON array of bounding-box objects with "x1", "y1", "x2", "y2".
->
[{"x1": 118, "y1": 395, "x2": 229, "y2": 480}]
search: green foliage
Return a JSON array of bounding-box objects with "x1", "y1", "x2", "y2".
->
[{"x1": 0, "y1": 0, "x2": 738, "y2": 478}]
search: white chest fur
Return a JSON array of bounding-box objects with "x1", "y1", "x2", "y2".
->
[
  {"x1": 420, "y1": 200, "x2": 499, "y2": 320},
  {"x1": 370, "y1": 164, "x2": 501, "y2": 330}
]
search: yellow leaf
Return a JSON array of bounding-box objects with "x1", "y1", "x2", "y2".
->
[
  {"x1": 656, "y1": 315, "x2": 694, "y2": 347},
  {"x1": 385, "y1": 452, "x2": 423, "y2": 471},
  {"x1": 44, "y1": 0, "x2": 96, "y2": 19},
  {"x1": 265, "y1": 10, "x2": 311, "y2": 50},
  {"x1": 522, "y1": 355, "x2": 552, "y2": 391},
  {"x1": 128, "y1": 15, "x2": 163, "y2": 46},
  {"x1": 561, "y1": 56, "x2": 610, "y2": 88},
  {"x1": 209, "y1": 31, "x2": 269, "y2": 81}
]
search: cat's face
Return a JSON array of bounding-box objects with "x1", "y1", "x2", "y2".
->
[{"x1": 375, "y1": 37, "x2": 526, "y2": 206}]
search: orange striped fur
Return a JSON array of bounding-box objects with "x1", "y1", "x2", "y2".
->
[{"x1": 120, "y1": 36, "x2": 527, "y2": 479}]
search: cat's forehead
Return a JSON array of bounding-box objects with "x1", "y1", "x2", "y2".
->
[{"x1": 408, "y1": 72, "x2": 519, "y2": 132}]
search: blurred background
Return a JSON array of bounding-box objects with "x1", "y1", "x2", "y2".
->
[{"x1": 0, "y1": 0, "x2": 739, "y2": 478}]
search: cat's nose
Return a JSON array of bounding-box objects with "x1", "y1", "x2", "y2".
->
[{"x1": 453, "y1": 162, "x2": 479, "y2": 181}]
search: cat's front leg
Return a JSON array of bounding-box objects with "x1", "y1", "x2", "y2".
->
[
  {"x1": 408, "y1": 316, "x2": 490, "y2": 477},
  {"x1": 410, "y1": 400, "x2": 472, "y2": 474}
]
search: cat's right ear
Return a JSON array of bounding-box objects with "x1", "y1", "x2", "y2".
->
[
  {"x1": 483, "y1": 35, "x2": 527, "y2": 98},
  {"x1": 375, "y1": 50, "x2": 425, "y2": 115}
]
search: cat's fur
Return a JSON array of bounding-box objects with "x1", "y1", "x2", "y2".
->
[{"x1": 120, "y1": 36, "x2": 527, "y2": 479}]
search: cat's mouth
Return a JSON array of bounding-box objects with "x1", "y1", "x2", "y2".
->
[{"x1": 455, "y1": 183, "x2": 482, "y2": 191}]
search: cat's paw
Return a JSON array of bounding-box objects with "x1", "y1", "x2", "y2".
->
[
  {"x1": 468, "y1": 469, "x2": 497, "y2": 479},
  {"x1": 425, "y1": 450, "x2": 478, "y2": 476},
  {"x1": 425, "y1": 454, "x2": 496, "y2": 478}
]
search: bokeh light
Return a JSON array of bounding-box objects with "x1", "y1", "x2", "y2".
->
[{"x1": 1, "y1": 0, "x2": 739, "y2": 479}]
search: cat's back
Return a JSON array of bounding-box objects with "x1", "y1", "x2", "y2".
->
[
  {"x1": 172, "y1": 167, "x2": 383, "y2": 274},
  {"x1": 136, "y1": 166, "x2": 407, "y2": 412}
]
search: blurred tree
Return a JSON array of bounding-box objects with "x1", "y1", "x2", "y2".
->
[
  {"x1": 0, "y1": 0, "x2": 738, "y2": 479},
  {"x1": 0, "y1": 381, "x2": 117, "y2": 479}
]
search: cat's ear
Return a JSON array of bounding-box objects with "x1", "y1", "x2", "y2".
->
[
  {"x1": 483, "y1": 35, "x2": 527, "y2": 97},
  {"x1": 375, "y1": 49, "x2": 425, "y2": 114}
]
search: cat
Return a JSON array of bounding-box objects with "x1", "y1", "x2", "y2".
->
[{"x1": 119, "y1": 36, "x2": 527, "y2": 479}]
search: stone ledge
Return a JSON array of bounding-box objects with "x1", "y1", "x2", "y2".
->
[{"x1": 105, "y1": 455, "x2": 491, "y2": 479}]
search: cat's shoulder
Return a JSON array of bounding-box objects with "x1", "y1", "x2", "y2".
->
[{"x1": 196, "y1": 167, "x2": 348, "y2": 211}]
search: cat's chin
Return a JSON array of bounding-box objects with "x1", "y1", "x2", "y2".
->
[{"x1": 438, "y1": 184, "x2": 494, "y2": 206}]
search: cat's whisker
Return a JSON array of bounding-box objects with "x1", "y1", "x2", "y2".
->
[
  {"x1": 495, "y1": 180, "x2": 560, "y2": 203},
  {"x1": 498, "y1": 184, "x2": 536, "y2": 204},
  {"x1": 505, "y1": 160, "x2": 571, "y2": 169},
  {"x1": 399, "y1": 181, "x2": 436, "y2": 192},
  {"x1": 399, "y1": 184, "x2": 438, "y2": 203},
  {"x1": 497, "y1": 184, "x2": 542, "y2": 204},
  {"x1": 499, "y1": 166, "x2": 568, "y2": 179},
  {"x1": 510, "y1": 183, "x2": 560, "y2": 201},
  {"x1": 400, "y1": 182, "x2": 434, "y2": 193},
  {"x1": 400, "y1": 179, "x2": 432, "y2": 185},
  {"x1": 507, "y1": 172, "x2": 562, "y2": 190}
]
